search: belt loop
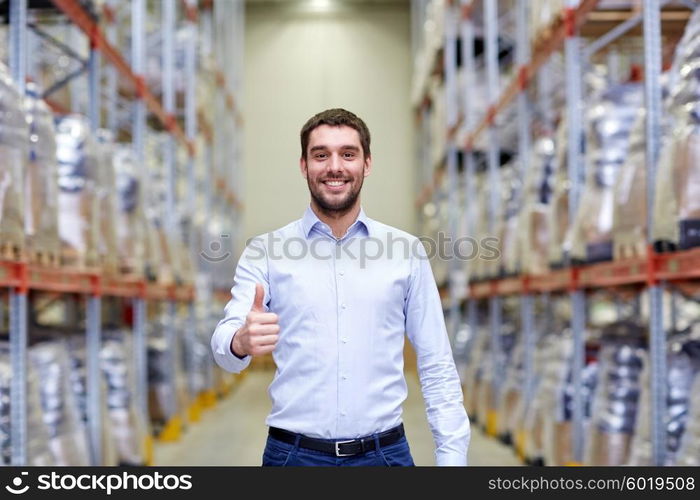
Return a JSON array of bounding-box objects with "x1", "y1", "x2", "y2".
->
[
  {"x1": 373, "y1": 433, "x2": 381, "y2": 453},
  {"x1": 293, "y1": 434, "x2": 301, "y2": 452}
]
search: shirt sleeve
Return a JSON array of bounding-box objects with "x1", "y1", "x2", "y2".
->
[
  {"x1": 404, "y1": 241, "x2": 471, "y2": 466},
  {"x1": 211, "y1": 236, "x2": 270, "y2": 374}
]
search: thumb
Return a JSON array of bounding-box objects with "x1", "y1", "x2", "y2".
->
[{"x1": 251, "y1": 283, "x2": 265, "y2": 312}]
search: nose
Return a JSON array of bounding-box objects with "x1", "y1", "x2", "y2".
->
[{"x1": 328, "y1": 152, "x2": 343, "y2": 173}]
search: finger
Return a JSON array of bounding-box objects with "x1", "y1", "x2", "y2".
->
[
  {"x1": 251, "y1": 283, "x2": 265, "y2": 312},
  {"x1": 251, "y1": 344, "x2": 276, "y2": 356},
  {"x1": 249, "y1": 323, "x2": 280, "y2": 336},
  {"x1": 249, "y1": 312, "x2": 279, "y2": 324},
  {"x1": 252, "y1": 334, "x2": 279, "y2": 346}
]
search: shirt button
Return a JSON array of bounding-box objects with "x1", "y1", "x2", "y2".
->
[
  {"x1": 341, "y1": 303, "x2": 347, "y2": 309},
  {"x1": 341, "y1": 412, "x2": 347, "y2": 417},
  {"x1": 341, "y1": 338, "x2": 348, "y2": 343},
  {"x1": 339, "y1": 270, "x2": 344, "y2": 276}
]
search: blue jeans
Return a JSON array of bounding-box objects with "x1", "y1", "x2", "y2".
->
[{"x1": 262, "y1": 433, "x2": 415, "y2": 467}]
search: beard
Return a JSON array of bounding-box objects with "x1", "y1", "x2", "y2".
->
[{"x1": 307, "y1": 174, "x2": 364, "y2": 216}]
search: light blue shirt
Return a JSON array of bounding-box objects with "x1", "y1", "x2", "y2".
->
[{"x1": 211, "y1": 206, "x2": 470, "y2": 465}]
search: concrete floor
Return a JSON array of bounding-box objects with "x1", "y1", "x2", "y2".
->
[{"x1": 154, "y1": 370, "x2": 521, "y2": 466}]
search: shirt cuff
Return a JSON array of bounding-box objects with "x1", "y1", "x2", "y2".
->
[
  {"x1": 212, "y1": 322, "x2": 251, "y2": 374},
  {"x1": 436, "y1": 452, "x2": 467, "y2": 466}
]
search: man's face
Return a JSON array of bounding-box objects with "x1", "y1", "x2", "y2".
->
[{"x1": 300, "y1": 124, "x2": 372, "y2": 214}]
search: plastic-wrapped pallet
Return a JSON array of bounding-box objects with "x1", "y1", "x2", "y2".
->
[
  {"x1": 540, "y1": 331, "x2": 599, "y2": 466},
  {"x1": 492, "y1": 161, "x2": 519, "y2": 277},
  {"x1": 653, "y1": 7, "x2": 700, "y2": 250},
  {"x1": 628, "y1": 330, "x2": 700, "y2": 465},
  {"x1": 675, "y1": 372, "x2": 700, "y2": 465},
  {"x1": 29, "y1": 340, "x2": 91, "y2": 465},
  {"x1": 0, "y1": 342, "x2": 55, "y2": 465},
  {"x1": 470, "y1": 171, "x2": 491, "y2": 281},
  {"x1": 55, "y1": 114, "x2": 99, "y2": 268},
  {"x1": 0, "y1": 62, "x2": 28, "y2": 259},
  {"x1": 66, "y1": 335, "x2": 118, "y2": 466},
  {"x1": 463, "y1": 327, "x2": 489, "y2": 419},
  {"x1": 567, "y1": 81, "x2": 642, "y2": 262},
  {"x1": 585, "y1": 321, "x2": 646, "y2": 466},
  {"x1": 113, "y1": 145, "x2": 148, "y2": 276},
  {"x1": 476, "y1": 317, "x2": 518, "y2": 436},
  {"x1": 147, "y1": 314, "x2": 188, "y2": 430},
  {"x1": 517, "y1": 136, "x2": 555, "y2": 274},
  {"x1": 144, "y1": 133, "x2": 176, "y2": 285},
  {"x1": 547, "y1": 118, "x2": 570, "y2": 266},
  {"x1": 94, "y1": 130, "x2": 120, "y2": 275},
  {"x1": 566, "y1": 82, "x2": 643, "y2": 262},
  {"x1": 496, "y1": 341, "x2": 523, "y2": 444},
  {"x1": 101, "y1": 329, "x2": 148, "y2": 465},
  {"x1": 24, "y1": 83, "x2": 60, "y2": 264}
]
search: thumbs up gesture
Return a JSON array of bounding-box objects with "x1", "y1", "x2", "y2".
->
[{"x1": 231, "y1": 283, "x2": 280, "y2": 358}]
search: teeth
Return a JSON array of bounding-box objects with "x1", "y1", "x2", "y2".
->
[{"x1": 326, "y1": 181, "x2": 345, "y2": 187}]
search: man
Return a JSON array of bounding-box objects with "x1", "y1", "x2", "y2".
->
[{"x1": 211, "y1": 108, "x2": 469, "y2": 466}]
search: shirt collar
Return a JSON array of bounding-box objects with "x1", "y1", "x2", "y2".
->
[{"x1": 301, "y1": 205, "x2": 372, "y2": 239}]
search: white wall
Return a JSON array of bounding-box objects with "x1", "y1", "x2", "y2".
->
[{"x1": 243, "y1": 1, "x2": 414, "y2": 245}]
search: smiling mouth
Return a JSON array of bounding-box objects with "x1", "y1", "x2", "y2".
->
[{"x1": 322, "y1": 179, "x2": 350, "y2": 189}]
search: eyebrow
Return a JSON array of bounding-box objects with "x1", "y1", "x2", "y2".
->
[{"x1": 309, "y1": 145, "x2": 360, "y2": 153}]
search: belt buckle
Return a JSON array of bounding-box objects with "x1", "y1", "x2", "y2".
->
[{"x1": 334, "y1": 439, "x2": 355, "y2": 457}]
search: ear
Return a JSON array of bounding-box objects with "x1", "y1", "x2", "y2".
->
[
  {"x1": 300, "y1": 156, "x2": 308, "y2": 179},
  {"x1": 363, "y1": 155, "x2": 372, "y2": 178}
]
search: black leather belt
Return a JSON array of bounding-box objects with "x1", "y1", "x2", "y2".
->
[{"x1": 269, "y1": 424, "x2": 405, "y2": 457}]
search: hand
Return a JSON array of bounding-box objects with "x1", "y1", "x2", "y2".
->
[{"x1": 231, "y1": 283, "x2": 279, "y2": 357}]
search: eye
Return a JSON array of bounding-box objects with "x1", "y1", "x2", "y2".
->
[
  {"x1": 314, "y1": 153, "x2": 328, "y2": 160},
  {"x1": 343, "y1": 152, "x2": 356, "y2": 159}
]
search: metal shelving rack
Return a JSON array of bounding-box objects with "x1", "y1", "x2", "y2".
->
[
  {"x1": 414, "y1": 0, "x2": 696, "y2": 466},
  {"x1": 3, "y1": 0, "x2": 244, "y2": 465}
]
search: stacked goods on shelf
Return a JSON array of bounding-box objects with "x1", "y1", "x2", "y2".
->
[
  {"x1": 654, "y1": 7, "x2": 700, "y2": 250},
  {"x1": 28, "y1": 340, "x2": 91, "y2": 465},
  {"x1": 55, "y1": 114, "x2": 99, "y2": 269},
  {"x1": 498, "y1": 159, "x2": 522, "y2": 276},
  {"x1": 675, "y1": 372, "x2": 700, "y2": 465},
  {"x1": 540, "y1": 331, "x2": 598, "y2": 465},
  {"x1": 147, "y1": 314, "x2": 189, "y2": 432},
  {"x1": 496, "y1": 340, "x2": 523, "y2": 444},
  {"x1": 101, "y1": 329, "x2": 148, "y2": 466},
  {"x1": 0, "y1": 343, "x2": 54, "y2": 465},
  {"x1": 0, "y1": 62, "x2": 28, "y2": 260},
  {"x1": 612, "y1": 109, "x2": 649, "y2": 259},
  {"x1": 517, "y1": 136, "x2": 556, "y2": 275},
  {"x1": 462, "y1": 324, "x2": 489, "y2": 420},
  {"x1": 94, "y1": 130, "x2": 120, "y2": 276},
  {"x1": 547, "y1": 117, "x2": 570, "y2": 266},
  {"x1": 584, "y1": 321, "x2": 646, "y2": 465},
  {"x1": 144, "y1": 133, "x2": 175, "y2": 285},
  {"x1": 470, "y1": 171, "x2": 489, "y2": 281},
  {"x1": 567, "y1": 79, "x2": 643, "y2": 263},
  {"x1": 628, "y1": 326, "x2": 700, "y2": 465},
  {"x1": 66, "y1": 335, "x2": 119, "y2": 466},
  {"x1": 411, "y1": 0, "x2": 445, "y2": 107},
  {"x1": 113, "y1": 145, "x2": 148, "y2": 277},
  {"x1": 24, "y1": 83, "x2": 60, "y2": 266}
]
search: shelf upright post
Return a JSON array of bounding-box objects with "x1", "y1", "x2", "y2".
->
[
  {"x1": 163, "y1": 0, "x2": 177, "y2": 235},
  {"x1": 9, "y1": 0, "x2": 28, "y2": 467},
  {"x1": 444, "y1": 2, "x2": 460, "y2": 341},
  {"x1": 460, "y1": 0, "x2": 478, "y2": 357},
  {"x1": 484, "y1": 0, "x2": 503, "y2": 410},
  {"x1": 131, "y1": 0, "x2": 150, "y2": 439},
  {"x1": 105, "y1": 0, "x2": 118, "y2": 133},
  {"x1": 86, "y1": 29, "x2": 103, "y2": 464},
  {"x1": 515, "y1": 0, "x2": 536, "y2": 413},
  {"x1": 184, "y1": 0, "x2": 199, "y2": 402},
  {"x1": 563, "y1": 0, "x2": 587, "y2": 464},
  {"x1": 643, "y1": 0, "x2": 667, "y2": 466}
]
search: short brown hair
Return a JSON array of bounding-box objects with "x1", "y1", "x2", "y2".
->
[{"x1": 300, "y1": 108, "x2": 371, "y2": 160}]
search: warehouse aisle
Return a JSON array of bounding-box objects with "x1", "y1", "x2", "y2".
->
[{"x1": 154, "y1": 370, "x2": 520, "y2": 466}]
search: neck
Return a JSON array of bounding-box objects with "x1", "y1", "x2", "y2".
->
[{"x1": 310, "y1": 200, "x2": 361, "y2": 238}]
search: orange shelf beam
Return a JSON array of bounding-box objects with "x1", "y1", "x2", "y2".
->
[{"x1": 49, "y1": 0, "x2": 192, "y2": 154}]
